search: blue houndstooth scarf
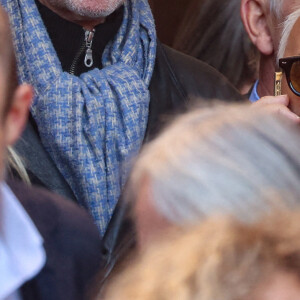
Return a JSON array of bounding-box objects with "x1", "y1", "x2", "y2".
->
[{"x1": 2, "y1": 0, "x2": 156, "y2": 235}]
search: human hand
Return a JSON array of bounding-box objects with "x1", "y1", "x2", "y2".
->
[{"x1": 251, "y1": 95, "x2": 300, "y2": 123}]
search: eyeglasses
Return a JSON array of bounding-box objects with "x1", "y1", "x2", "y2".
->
[{"x1": 279, "y1": 56, "x2": 300, "y2": 96}]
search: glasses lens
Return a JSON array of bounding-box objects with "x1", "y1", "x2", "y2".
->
[{"x1": 290, "y1": 60, "x2": 300, "y2": 94}]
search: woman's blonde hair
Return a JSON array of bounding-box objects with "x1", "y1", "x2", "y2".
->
[
  {"x1": 7, "y1": 146, "x2": 30, "y2": 184},
  {"x1": 105, "y1": 210, "x2": 300, "y2": 300}
]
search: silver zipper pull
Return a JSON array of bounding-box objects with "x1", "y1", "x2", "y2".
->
[
  {"x1": 85, "y1": 49, "x2": 93, "y2": 68},
  {"x1": 84, "y1": 29, "x2": 95, "y2": 68}
]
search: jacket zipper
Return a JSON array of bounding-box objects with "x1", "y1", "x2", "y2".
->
[{"x1": 69, "y1": 28, "x2": 96, "y2": 75}]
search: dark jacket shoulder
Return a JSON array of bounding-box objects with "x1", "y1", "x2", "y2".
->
[
  {"x1": 146, "y1": 43, "x2": 243, "y2": 139},
  {"x1": 6, "y1": 179, "x2": 104, "y2": 300},
  {"x1": 153, "y1": 43, "x2": 242, "y2": 101}
]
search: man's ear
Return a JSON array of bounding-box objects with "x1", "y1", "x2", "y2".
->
[
  {"x1": 4, "y1": 84, "x2": 32, "y2": 146},
  {"x1": 241, "y1": 0, "x2": 274, "y2": 55}
]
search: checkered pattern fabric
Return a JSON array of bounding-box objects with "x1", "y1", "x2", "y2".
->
[{"x1": 2, "y1": 0, "x2": 157, "y2": 235}]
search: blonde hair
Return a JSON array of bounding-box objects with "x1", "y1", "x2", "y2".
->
[
  {"x1": 104, "y1": 210, "x2": 300, "y2": 300},
  {"x1": 7, "y1": 146, "x2": 30, "y2": 184}
]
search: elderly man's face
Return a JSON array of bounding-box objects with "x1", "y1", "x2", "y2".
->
[
  {"x1": 39, "y1": 0, "x2": 125, "y2": 19},
  {"x1": 281, "y1": 18, "x2": 300, "y2": 115}
]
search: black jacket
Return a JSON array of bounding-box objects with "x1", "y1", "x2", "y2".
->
[
  {"x1": 6, "y1": 180, "x2": 104, "y2": 300},
  {"x1": 146, "y1": 42, "x2": 242, "y2": 139}
]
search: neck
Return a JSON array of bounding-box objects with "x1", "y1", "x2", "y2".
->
[
  {"x1": 257, "y1": 54, "x2": 276, "y2": 98},
  {"x1": 37, "y1": 0, "x2": 106, "y2": 29}
]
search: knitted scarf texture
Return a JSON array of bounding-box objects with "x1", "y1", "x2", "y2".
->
[{"x1": 2, "y1": 0, "x2": 157, "y2": 235}]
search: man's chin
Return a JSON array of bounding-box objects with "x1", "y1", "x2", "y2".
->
[
  {"x1": 64, "y1": 0, "x2": 124, "y2": 19},
  {"x1": 40, "y1": 0, "x2": 125, "y2": 20}
]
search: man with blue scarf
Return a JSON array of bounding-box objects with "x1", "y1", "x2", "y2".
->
[{"x1": 1, "y1": 0, "x2": 241, "y2": 271}]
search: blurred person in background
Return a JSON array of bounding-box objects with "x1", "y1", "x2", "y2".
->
[
  {"x1": 173, "y1": 0, "x2": 259, "y2": 94},
  {"x1": 104, "y1": 210, "x2": 300, "y2": 300},
  {"x1": 0, "y1": 7, "x2": 104, "y2": 300},
  {"x1": 127, "y1": 103, "x2": 300, "y2": 246}
]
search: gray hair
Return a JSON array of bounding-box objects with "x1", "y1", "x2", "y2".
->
[
  {"x1": 277, "y1": 7, "x2": 300, "y2": 62},
  {"x1": 270, "y1": 0, "x2": 283, "y2": 19},
  {"x1": 130, "y1": 103, "x2": 300, "y2": 225}
]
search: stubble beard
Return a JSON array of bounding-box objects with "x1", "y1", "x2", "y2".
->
[{"x1": 48, "y1": 0, "x2": 125, "y2": 18}]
